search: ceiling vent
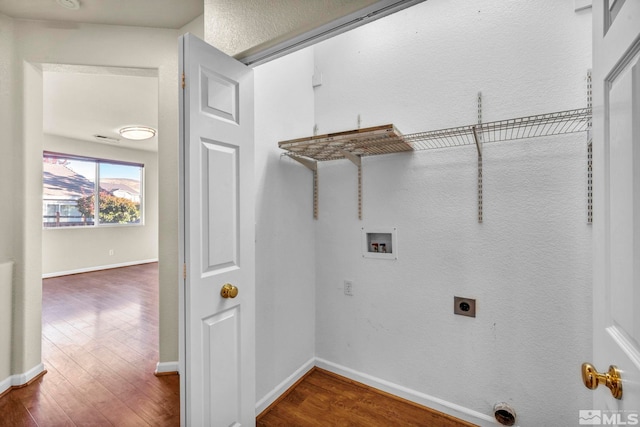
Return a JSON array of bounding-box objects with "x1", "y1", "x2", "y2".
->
[
  {"x1": 56, "y1": 0, "x2": 81, "y2": 10},
  {"x1": 93, "y1": 134, "x2": 120, "y2": 144}
]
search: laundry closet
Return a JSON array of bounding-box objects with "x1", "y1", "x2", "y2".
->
[{"x1": 252, "y1": 1, "x2": 592, "y2": 425}]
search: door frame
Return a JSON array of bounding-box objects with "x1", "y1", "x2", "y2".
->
[
  {"x1": 591, "y1": 0, "x2": 640, "y2": 416},
  {"x1": 21, "y1": 58, "x2": 167, "y2": 383}
]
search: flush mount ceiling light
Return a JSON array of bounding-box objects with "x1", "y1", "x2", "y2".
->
[
  {"x1": 119, "y1": 126, "x2": 157, "y2": 141},
  {"x1": 56, "y1": 0, "x2": 80, "y2": 10}
]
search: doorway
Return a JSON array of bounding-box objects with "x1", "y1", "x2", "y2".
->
[
  {"x1": 32, "y1": 63, "x2": 168, "y2": 418},
  {"x1": 40, "y1": 65, "x2": 160, "y2": 278}
]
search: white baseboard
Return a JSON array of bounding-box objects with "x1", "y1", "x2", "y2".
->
[
  {"x1": 0, "y1": 363, "x2": 46, "y2": 396},
  {"x1": 0, "y1": 377, "x2": 9, "y2": 396},
  {"x1": 255, "y1": 357, "x2": 315, "y2": 415},
  {"x1": 155, "y1": 361, "x2": 180, "y2": 376},
  {"x1": 42, "y1": 259, "x2": 158, "y2": 278},
  {"x1": 315, "y1": 358, "x2": 497, "y2": 427}
]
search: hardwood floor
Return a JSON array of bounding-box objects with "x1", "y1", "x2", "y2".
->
[
  {"x1": 0, "y1": 263, "x2": 180, "y2": 426},
  {"x1": 3, "y1": 264, "x2": 474, "y2": 426},
  {"x1": 257, "y1": 368, "x2": 477, "y2": 427}
]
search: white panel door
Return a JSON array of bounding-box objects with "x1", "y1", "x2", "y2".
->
[
  {"x1": 179, "y1": 33, "x2": 255, "y2": 427},
  {"x1": 590, "y1": 0, "x2": 640, "y2": 421}
]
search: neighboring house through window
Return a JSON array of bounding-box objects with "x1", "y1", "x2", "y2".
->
[{"x1": 43, "y1": 152, "x2": 143, "y2": 228}]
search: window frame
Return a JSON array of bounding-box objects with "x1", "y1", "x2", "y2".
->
[{"x1": 43, "y1": 151, "x2": 145, "y2": 229}]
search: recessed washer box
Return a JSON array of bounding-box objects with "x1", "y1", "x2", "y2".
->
[{"x1": 362, "y1": 227, "x2": 397, "y2": 260}]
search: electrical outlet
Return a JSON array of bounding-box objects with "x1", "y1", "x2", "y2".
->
[
  {"x1": 108, "y1": 249, "x2": 114, "y2": 256},
  {"x1": 344, "y1": 280, "x2": 354, "y2": 296},
  {"x1": 454, "y1": 296, "x2": 476, "y2": 317}
]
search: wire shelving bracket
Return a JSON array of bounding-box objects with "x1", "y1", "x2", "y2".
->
[
  {"x1": 586, "y1": 70, "x2": 593, "y2": 225},
  {"x1": 475, "y1": 92, "x2": 483, "y2": 223},
  {"x1": 289, "y1": 155, "x2": 319, "y2": 219},
  {"x1": 279, "y1": 101, "x2": 592, "y2": 220}
]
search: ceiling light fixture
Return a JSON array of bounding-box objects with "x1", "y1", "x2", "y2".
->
[
  {"x1": 119, "y1": 126, "x2": 157, "y2": 141},
  {"x1": 56, "y1": 0, "x2": 81, "y2": 10}
]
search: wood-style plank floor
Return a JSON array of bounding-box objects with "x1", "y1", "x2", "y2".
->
[
  {"x1": 258, "y1": 368, "x2": 478, "y2": 427},
  {"x1": 3, "y1": 263, "x2": 475, "y2": 426},
  {"x1": 0, "y1": 263, "x2": 180, "y2": 426}
]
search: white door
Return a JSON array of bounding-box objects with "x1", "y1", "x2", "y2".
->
[
  {"x1": 589, "y1": 0, "x2": 640, "y2": 422},
  {"x1": 179, "y1": 33, "x2": 255, "y2": 427}
]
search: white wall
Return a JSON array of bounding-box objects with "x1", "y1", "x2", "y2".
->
[
  {"x1": 0, "y1": 13, "x2": 15, "y2": 387},
  {"x1": 2, "y1": 9, "x2": 202, "y2": 390},
  {"x1": 1, "y1": 3, "x2": 595, "y2": 424},
  {"x1": 0, "y1": 13, "x2": 14, "y2": 264},
  {"x1": 254, "y1": 48, "x2": 317, "y2": 405},
  {"x1": 180, "y1": 14, "x2": 204, "y2": 40},
  {"x1": 311, "y1": 0, "x2": 592, "y2": 425},
  {"x1": 0, "y1": 261, "x2": 12, "y2": 391},
  {"x1": 42, "y1": 135, "x2": 158, "y2": 276},
  {"x1": 12, "y1": 19, "x2": 180, "y2": 376}
]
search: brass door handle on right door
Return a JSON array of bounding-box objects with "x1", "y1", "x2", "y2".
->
[{"x1": 581, "y1": 362, "x2": 623, "y2": 399}]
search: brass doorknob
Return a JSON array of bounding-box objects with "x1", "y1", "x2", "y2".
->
[
  {"x1": 581, "y1": 362, "x2": 623, "y2": 399},
  {"x1": 220, "y1": 283, "x2": 238, "y2": 299}
]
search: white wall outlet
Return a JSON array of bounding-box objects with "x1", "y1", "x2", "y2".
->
[
  {"x1": 108, "y1": 249, "x2": 114, "y2": 256},
  {"x1": 344, "y1": 280, "x2": 354, "y2": 296}
]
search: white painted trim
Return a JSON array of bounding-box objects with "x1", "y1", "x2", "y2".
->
[
  {"x1": 0, "y1": 377, "x2": 10, "y2": 396},
  {"x1": 155, "y1": 361, "x2": 180, "y2": 375},
  {"x1": 42, "y1": 259, "x2": 158, "y2": 278},
  {"x1": 239, "y1": 0, "x2": 424, "y2": 66},
  {"x1": 13, "y1": 363, "x2": 46, "y2": 386},
  {"x1": 314, "y1": 358, "x2": 498, "y2": 427},
  {"x1": 255, "y1": 357, "x2": 316, "y2": 415},
  {"x1": 0, "y1": 363, "x2": 46, "y2": 395}
]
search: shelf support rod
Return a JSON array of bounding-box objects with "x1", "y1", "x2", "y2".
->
[
  {"x1": 586, "y1": 70, "x2": 593, "y2": 225},
  {"x1": 472, "y1": 126, "x2": 483, "y2": 157},
  {"x1": 475, "y1": 91, "x2": 483, "y2": 223},
  {"x1": 289, "y1": 156, "x2": 319, "y2": 219},
  {"x1": 341, "y1": 150, "x2": 363, "y2": 220}
]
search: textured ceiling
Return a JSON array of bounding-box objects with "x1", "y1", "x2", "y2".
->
[
  {"x1": 4, "y1": 0, "x2": 420, "y2": 152},
  {"x1": 205, "y1": 0, "x2": 382, "y2": 57},
  {"x1": 42, "y1": 66, "x2": 159, "y2": 152}
]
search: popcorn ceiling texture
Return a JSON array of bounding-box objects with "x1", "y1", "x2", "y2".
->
[{"x1": 204, "y1": 0, "x2": 381, "y2": 57}]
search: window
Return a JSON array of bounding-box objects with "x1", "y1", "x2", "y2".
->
[{"x1": 43, "y1": 152, "x2": 143, "y2": 228}]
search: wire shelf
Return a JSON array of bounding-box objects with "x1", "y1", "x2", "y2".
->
[
  {"x1": 279, "y1": 124, "x2": 410, "y2": 161},
  {"x1": 278, "y1": 108, "x2": 592, "y2": 161},
  {"x1": 405, "y1": 107, "x2": 591, "y2": 151}
]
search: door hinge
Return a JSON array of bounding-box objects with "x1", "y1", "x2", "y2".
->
[
  {"x1": 181, "y1": 72, "x2": 185, "y2": 89},
  {"x1": 183, "y1": 263, "x2": 186, "y2": 280}
]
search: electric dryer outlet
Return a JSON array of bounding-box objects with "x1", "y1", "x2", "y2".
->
[{"x1": 454, "y1": 296, "x2": 476, "y2": 317}]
